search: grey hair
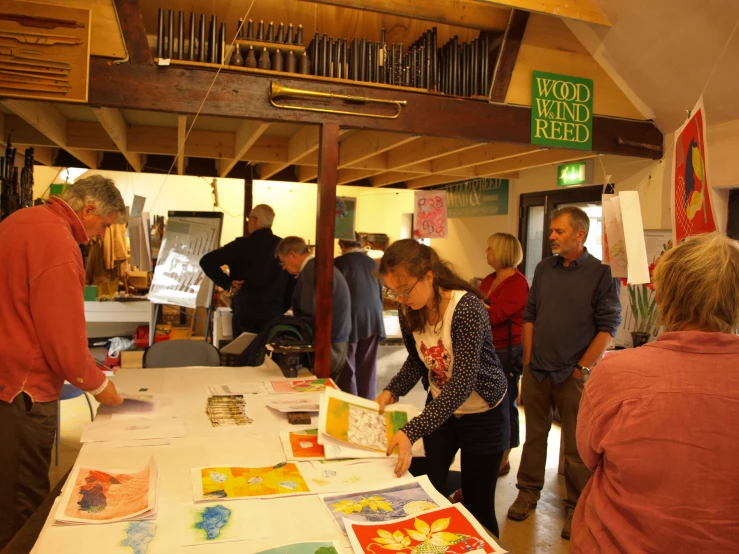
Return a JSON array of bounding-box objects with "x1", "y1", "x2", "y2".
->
[
  {"x1": 551, "y1": 206, "x2": 590, "y2": 240},
  {"x1": 61, "y1": 175, "x2": 126, "y2": 219},
  {"x1": 249, "y1": 204, "x2": 275, "y2": 229},
  {"x1": 275, "y1": 236, "x2": 310, "y2": 258}
]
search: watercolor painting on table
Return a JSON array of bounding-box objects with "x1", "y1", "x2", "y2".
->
[
  {"x1": 268, "y1": 378, "x2": 338, "y2": 394},
  {"x1": 323, "y1": 392, "x2": 408, "y2": 452},
  {"x1": 280, "y1": 429, "x2": 326, "y2": 460},
  {"x1": 121, "y1": 521, "x2": 157, "y2": 554},
  {"x1": 320, "y1": 476, "x2": 449, "y2": 534},
  {"x1": 193, "y1": 463, "x2": 310, "y2": 501},
  {"x1": 255, "y1": 541, "x2": 341, "y2": 554},
  {"x1": 55, "y1": 458, "x2": 158, "y2": 524},
  {"x1": 345, "y1": 504, "x2": 507, "y2": 554},
  {"x1": 183, "y1": 502, "x2": 241, "y2": 545}
]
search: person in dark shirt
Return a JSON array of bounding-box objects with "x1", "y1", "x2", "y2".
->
[
  {"x1": 199, "y1": 204, "x2": 293, "y2": 336},
  {"x1": 334, "y1": 235, "x2": 386, "y2": 399},
  {"x1": 507, "y1": 206, "x2": 621, "y2": 541},
  {"x1": 275, "y1": 236, "x2": 352, "y2": 381}
]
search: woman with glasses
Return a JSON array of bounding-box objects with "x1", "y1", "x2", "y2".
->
[{"x1": 376, "y1": 239, "x2": 509, "y2": 537}]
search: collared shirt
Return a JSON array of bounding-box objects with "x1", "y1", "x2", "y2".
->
[{"x1": 524, "y1": 248, "x2": 621, "y2": 384}]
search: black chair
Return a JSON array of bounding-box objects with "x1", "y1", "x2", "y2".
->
[{"x1": 143, "y1": 340, "x2": 221, "y2": 368}]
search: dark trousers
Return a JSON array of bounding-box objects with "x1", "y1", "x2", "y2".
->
[
  {"x1": 0, "y1": 393, "x2": 58, "y2": 550},
  {"x1": 336, "y1": 334, "x2": 381, "y2": 399},
  {"x1": 516, "y1": 365, "x2": 591, "y2": 511},
  {"x1": 422, "y1": 396, "x2": 509, "y2": 537},
  {"x1": 329, "y1": 342, "x2": 349, "y2": 383},
  {"x1": 497, "y1": 345, "x2": 523, "y2": 449}
]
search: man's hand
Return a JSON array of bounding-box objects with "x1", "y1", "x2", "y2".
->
[
  {"x1": 375, "y1": 390, "x2": 396, "y2": 414},
  {"x1": 94, "y1": 381, "x2": 123, "y2": 406},
  {"x1": 387, "y1": 430, "x2": 412, "y2": 477},
  {"x1": 230, "y1": 280, "x2": 244, "y2": 295}
]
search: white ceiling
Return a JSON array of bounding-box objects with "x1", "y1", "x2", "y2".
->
[{"x1": 567, "y1": 0, "x2": 739, "y2": 132}]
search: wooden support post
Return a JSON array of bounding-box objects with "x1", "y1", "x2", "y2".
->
[
  {"x1": 113, "y1": 0, "x2": 153, "y2": 65},
  {"x1": 243, "y1": 174, "x2": 253, "y2": 237},
  {"x1": 313, "y1": 123, "x2": 339, "y2": 378}
]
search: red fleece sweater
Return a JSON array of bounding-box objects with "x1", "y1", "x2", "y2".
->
[{"x1": 0, "y1": 197, "x2": 106, "y2": 403}]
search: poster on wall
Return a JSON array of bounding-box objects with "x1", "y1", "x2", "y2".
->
[
  {"x1": 531, "y1": 70, "x2": 593, "y2": 151},
  {"x1": 413, "y1": 191, "x2": 447, "y2": 239},
  {"x1": 335, "y1": 197, "x2": 357, "y2": 240},
  {"x1": 671, "y1": 96, "x2": 717, "y2": 244},
  {"x1": 602, "y1": 193, "x2": 649, "y2": 284},
  {"x1": 445, "y1": 179, "x2": 509, "y2": 217}
]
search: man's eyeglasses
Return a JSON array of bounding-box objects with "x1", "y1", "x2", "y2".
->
[{"x1": 383, "y1": 277, "x2": 421, "y2": 301}]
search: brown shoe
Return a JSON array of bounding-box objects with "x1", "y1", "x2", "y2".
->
[
  {"x1": 507, "y1": 494, "x2": 537, "y2": 521},
  {"x1": 498, "y1": 462, "x2": 511, "y2": 477},
  {"x1": 561, "y1": 510, "x2": 574, "y2": 540}
]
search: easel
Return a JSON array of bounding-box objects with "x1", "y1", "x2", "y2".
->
[{"x1": 148, "y1": 211, "x2": 224, "y2": 345}]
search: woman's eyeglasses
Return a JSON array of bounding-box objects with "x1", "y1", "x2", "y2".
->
[{"x1": 383, "y1": 277, "x2": 421, "y2": 300}]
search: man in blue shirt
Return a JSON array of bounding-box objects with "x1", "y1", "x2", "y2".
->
[
  {"x1": 507, "y1": 206, "x2": 621, "y2": 540},
  {"x1": 275, "y1": 236, "x2": 352, "y2": 382}
]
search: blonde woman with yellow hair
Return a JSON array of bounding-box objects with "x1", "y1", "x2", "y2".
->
[{"x1": 571, "y1": 233, "x2": 739, "y2": 553}]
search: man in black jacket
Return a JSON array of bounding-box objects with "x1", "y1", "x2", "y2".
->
[{"x1": 200, "y1": 204, "x2": 293, "y2": 335}]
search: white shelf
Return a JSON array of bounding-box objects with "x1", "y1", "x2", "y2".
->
[{"x1": 84, "y1": 301, "x2": 152, "y2": 323}]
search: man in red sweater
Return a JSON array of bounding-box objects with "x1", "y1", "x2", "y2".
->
[{"x1": 0, "y1": 175, "x2": 125, "y2": 549}]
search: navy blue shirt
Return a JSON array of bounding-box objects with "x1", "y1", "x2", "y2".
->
[
  {"x1": 334, "y1": 251, "x2": 386, "y2": 343},
  {"x1": 292, "y1": 258, "x2": 352, "y2": 343},
  {"x1": 523, "y1": 249, "x2": 622, "y2": 384}
]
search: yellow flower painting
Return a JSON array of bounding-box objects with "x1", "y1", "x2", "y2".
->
[{"x1": 198, "y1": 463, "x2": 310, "y2": 500}]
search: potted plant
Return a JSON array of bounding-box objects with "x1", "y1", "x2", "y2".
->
[{"x1": 624, "y1": 240, "x2": 672, "y2": 347}]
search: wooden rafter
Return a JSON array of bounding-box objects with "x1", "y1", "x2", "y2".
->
[
  {"x1": 260, "y1": 126, "x2": 319, "y2": 180},
  {"x1": 297, "y1": 0, "x2": 511, "y2": 32},
  {"x1": 339, "y1": 132, "x2": 418, "y2": 168},
  {"x1": 113, "y1": 0, "x2": 152, "y2": 64},
  {"x1": 337, "y1": 168, "x2": 384, "y2": 186},
  {"x1": 91, "y1": 108, "x2": 142, "y2": 172},
  {"x1": 388, "y1": 138, "x2": 481, "y2": 171},
  {"x1": 1, "y1": 100, "x2": 97, "y2": 168},
  {"x1": 219, "y1": 120, "x2": 270, "y2": 178},
  {"x1": 432, "y1": 143, "x2": 544, "y2": 173},
  {"x1": 489, "y1": 9, "x2": 529, "y2": 102},
  {"x1": 176, "y1": 115, "x2": 186, "y2": 175},
  {"x1": 298, "y1": 165, "x2": 318, "y2": 183},
  {"x1": 87, "y1": 60, "x2": 663, "y2": 159},
  {"x1": 470, "y1": 0, "x2": 610, "y2": 26}
]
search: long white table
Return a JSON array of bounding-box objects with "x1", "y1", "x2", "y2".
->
[{"x1": 32, "y1": 360, "x2": 403, "y2": 554}]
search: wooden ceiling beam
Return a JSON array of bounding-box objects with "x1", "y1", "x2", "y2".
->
[
  {"x1": 372, "y1": 171, "x2": 422, "y2": 187},
  {"x1": 113, "y1": 0, "x2": 152, "y2": 64},
  {"x1": 388, "y1": 138, "x2": 481, "y2": 171},
  {"x1": 260, "y1": 125, "x2": 320, "y2": 180},
  {"x1": 1, "y1": 100, "x2": 97, "y2": 168},
  {"x1": 88, "y1": 60, "x2": 663, "y2": 159},
  {"x1": 91, "y1": 107, "x2": 142, "y2": 172},
  {"x1": 339, "y1": 132, "x2": 418, "y2": 168},
  {"x1": 176, "y1": 115, "x2": 186, "y2": 175},
  {"x1": 337, "y1": 168, "x2": 384, "y2": 186},
  {"x1": 470, "y1": 0, "x2": 610, "y2": 26},
  {"x1": 297, "y1": 0, "x2": 510, "y2": 32},
  {"x1": 432, "y1": 143, "x2": 545, "y2": 173},
  {"x1": 473, "y1": 148, "x2": 599, "y2": 177},
  {"x1": 298, "y1": 165, "x2": 318, "y2": 183},
  {"x1": 489, "y1": 9, "x2": 529, "y2": 102},
  {"x1": 241, "y1": 137, "x2": 289, "y2": 164},
  {"x1": 219, "y1": 120, "x2": 270, "y2": 178}
]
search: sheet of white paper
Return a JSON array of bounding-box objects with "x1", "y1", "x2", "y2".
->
[
  {"x1": 205, "y1": 382, "x2": 266, "y2": 396},
  {"x1": 82, "y1": 438, "x2": 172, "y2": 449},
  {"x1": 81, "y1": 418, "x2": 185, "y2": 443},
  {"x1": 620, "y1": 191, "x2": 650, "y2": 284},
  {"x1": 268, "y1": 395, "x2": 321, "y2": 413},
  {"x1": 219, "y1": 332, "x2": 257, "y2": 355}
]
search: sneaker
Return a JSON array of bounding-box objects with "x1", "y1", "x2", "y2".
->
[
  {"x1": 507, "y1": 494, "x2": 537, "y2": 521},
  {"x1": 561, "y1": 510, "x2": 574, "y2": 540}
]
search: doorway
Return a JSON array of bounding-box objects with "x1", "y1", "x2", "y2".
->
[{"x1": 518, "y1": 185, "x2": 605, "y2": 284}]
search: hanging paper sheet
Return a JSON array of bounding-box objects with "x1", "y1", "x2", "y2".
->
[{"x1": 413, "y1": 191, "x2": 448, "y2": 239}]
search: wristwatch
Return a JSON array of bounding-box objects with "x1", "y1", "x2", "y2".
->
[{"x1": 575, "y1": 363, "x2": 590, "y2": 376}]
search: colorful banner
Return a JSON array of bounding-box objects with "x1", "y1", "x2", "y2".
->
[
  {"x1": 531, "y1": 70, "x2": 593, "y2": 150},
  {"x1": 413, "y1": 191, "x2": 448, "y2": 239},
  {"x1": 671, "y1": 96, "x2": 717, "y2": 243},
  {"x1": 445, "y1": 179, "x2": 509, "y2": 217}
]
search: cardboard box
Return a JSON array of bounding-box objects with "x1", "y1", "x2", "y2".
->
[{"x1": 121, "y1": 350, "x2": 145, "y2": 369}]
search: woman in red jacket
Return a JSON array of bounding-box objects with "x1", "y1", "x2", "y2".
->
[{"x1": 479, "y1": 233, "x2": 529, "y2": 475}]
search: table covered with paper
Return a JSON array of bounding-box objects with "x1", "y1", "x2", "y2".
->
[{"x1": 31, "y1": 357, "x2": 507, "y2": 554}]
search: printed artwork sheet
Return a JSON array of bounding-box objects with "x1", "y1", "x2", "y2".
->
[
  {"x1": 318, "y1": 388, "x2": 410, "y2": 453},
  {"x1": 181, "y1": 500, "x2": 273, "y2": 546},
  {"x1": 280, "y1": 428, "x2": 326, "y2": 460},
  {"x1": 268, "y1": 395, "x2": 322, "y2": 413},
  {"x1": 191, "y1": 463, "x2": 311, "y2": 502},
  {"x1": 55, "y1": 458, "x2": 158, "y2": 524},
  {"x1": 345, "y1": 503, "x2": 508, "y2": 554},
  {"x1": 255, "y1": 541, "x2": 342, "y2": 554},
  {"x1": 266, "y1": 378, "x2": 338, "y2": 394},
  {"x1": 413, "y1": 190, "x2": 448, "y2": 239},
  {"x1": 319, "y1": 475, "x2": 450, "y2": 535}
]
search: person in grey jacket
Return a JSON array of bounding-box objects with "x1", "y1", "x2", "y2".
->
[{"x1": 334, "y1": 235, "x2": 386, "y2": 399}]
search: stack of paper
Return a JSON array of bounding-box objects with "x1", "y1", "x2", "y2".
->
[
  {"x1": 54, "y1": 458, "x2": 158, "y2": 525},
  {"x1": 317, "y1": 388, "x2": 423, "y2": 459},
  {"x1": 80, "y1": 417, "x2": 185, "y2": 443},
  {"x1": 205, "y1": 395, "x2": 252, "y2": 427}
]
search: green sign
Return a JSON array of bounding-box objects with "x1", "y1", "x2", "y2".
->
[
  {"x1": 531, "y1": 70, "x2": 593, "y2": 150},
  {"x1": 446, "y1": 179, "x2": 509, "y2": 218},
  {"x1": 557, "y1": 161, "x2": 590, "y2": 186}
]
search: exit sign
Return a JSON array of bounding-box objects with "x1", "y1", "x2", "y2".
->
[{"x1": 557, "y1": 161, "x2": 591, "y2": 186}]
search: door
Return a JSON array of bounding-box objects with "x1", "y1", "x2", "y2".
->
[{"x1": 518, "y1": 185, "x2": 604, "y2": 283}]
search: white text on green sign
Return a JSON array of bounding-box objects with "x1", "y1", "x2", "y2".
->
[
  {"x1": 531, "y1": 71, "x2": 593, "y2": 151},
  {"x1": 446, "y1": 179, "x2": 509, "y2": 218}
]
